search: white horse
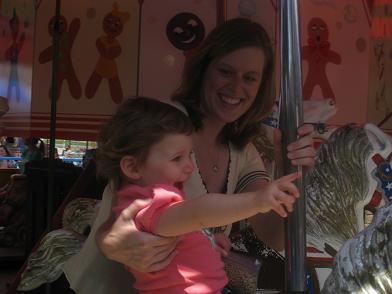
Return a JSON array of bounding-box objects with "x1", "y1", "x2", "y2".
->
[{"x1": 306, "y1": 123, "x2": 392, "y2": 292}]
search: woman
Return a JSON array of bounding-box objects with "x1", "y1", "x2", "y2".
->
[{"x1": 63, "y1": 18, "x2": 315, "y2": 293}]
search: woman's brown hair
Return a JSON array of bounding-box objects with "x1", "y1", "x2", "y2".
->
[
  {"x1": 172, "y1": 17, "x2": 274, "y2": 149},
  {"x1": 97, "y1": 97, "x2": 194, "y2": 188}
]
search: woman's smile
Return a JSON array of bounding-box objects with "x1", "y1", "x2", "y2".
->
[{"x1": 218, "y1": 93, "x2": 243, "y2": 105}]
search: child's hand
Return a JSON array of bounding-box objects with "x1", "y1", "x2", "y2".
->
[
  {"x1": 256, "y1": 172, "x2": 301, "y2": 217},
  {"x1": 214, "y1": 233, "x2": 231, "y2": 257}
]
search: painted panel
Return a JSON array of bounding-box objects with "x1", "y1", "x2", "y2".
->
[
  {"x1": 0, "y1": 0, "x2": 35, "y2": 138},
  {"x1": 0, "y1": 0, "x2": 383, "y2": 139},
  {"x1": 367, "y1": 0, "x2": 392, "y2": 130},
  {"x1": 138, "y1": 0, "x2": 216, "y2": 100},
  {"x1": 300, "y1": 0, "x2": 370, "y2": 126},
  {"x1": 31, "y1": 0, "x2": 139, "y2": 140},
  {"x1": 227, "y1": 0, "x2": 278, "y2": 45}
]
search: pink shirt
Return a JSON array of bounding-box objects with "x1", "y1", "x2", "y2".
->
[{"x1": 113, "y1": 184, "x2": 228, "y2": 294}]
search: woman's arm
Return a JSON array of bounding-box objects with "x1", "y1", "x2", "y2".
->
[
  {"x1": 96, "y1": 198, "x2": 180, "y2": 272},
  {"x1": 155, "y1": 173, "x2": 300, "y2": 237}
]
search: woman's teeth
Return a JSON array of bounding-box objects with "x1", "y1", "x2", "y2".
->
[{"x1": 220, "y1": 95, "x2": 241, "y2": 105}]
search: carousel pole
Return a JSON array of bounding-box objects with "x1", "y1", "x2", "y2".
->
[
  {"x1": 47, "y1": 0, "x2": 61, "y2": 233},
  {"x1": 46, "y1": 0, "x2": 61, "y2": 293},
  {"x1": 216, "y1": 0, "x2": 227, "y2": 25},
  {"x1": 279, "y1": 0, "x2": 307, "y2": 293},
  {"x1": 136, "y1": 0, "x2": 143, "y2": 95}
]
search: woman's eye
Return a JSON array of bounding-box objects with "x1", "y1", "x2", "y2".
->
[
  {"x1": 244, "y1": 75, "x2": 257, "y2": 82},
  {"x1": 218, "y1": 68, "x2": 232, "y2": 76}
]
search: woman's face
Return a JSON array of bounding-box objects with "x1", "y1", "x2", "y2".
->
[{"x1": 202, "y1": 47, "x2": 265, "y2": 125}]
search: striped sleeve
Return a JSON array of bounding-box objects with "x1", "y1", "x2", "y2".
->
[
  {"x1": 235, "y1": 170, "x2": 270, "y2": 193},
  {"x1": 234, "y1": 143, "x2": 271, "y2": 193}
]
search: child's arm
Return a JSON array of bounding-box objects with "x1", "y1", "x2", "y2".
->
[{"x1": 155, "y1": 172, "x2": 300, "y2": 237}]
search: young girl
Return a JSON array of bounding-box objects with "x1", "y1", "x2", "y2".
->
[{"x1": 97, "y1": 97, "x2": 300, "y2": 294}]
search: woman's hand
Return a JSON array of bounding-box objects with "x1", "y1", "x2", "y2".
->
[
  {"x1": 287, "y1": 124, "x2": 316, "y2": 167},
  {"x1": 274, "y1": 124, "x2": 316, "y2": 168},
  {"x1": 96, "y1": 199, "x2": 180, "y2": 272}
]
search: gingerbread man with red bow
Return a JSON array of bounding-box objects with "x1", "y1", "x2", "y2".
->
[{"x1": 302, "y1": 17, "x2": 341, "y2": 101}]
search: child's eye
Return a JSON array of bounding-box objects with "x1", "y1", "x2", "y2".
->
[{"x1": 172, "y1": 156, "x2": 182, "y2": 162}]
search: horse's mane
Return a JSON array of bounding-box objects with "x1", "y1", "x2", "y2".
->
[{"x1": 306, "y1": 124, "x2": 372, "y2": 251}]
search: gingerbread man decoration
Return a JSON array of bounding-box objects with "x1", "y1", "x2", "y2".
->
[
  {"x1": 302, "y1": 17, "x2": 341, "y2": 101},
  {"x1": 5, "y1": 9, "x2": 25, "y2": 102},
  {"x1": 85, "y1": 2, "x2": 130, "y2": 104},
  {"x1": 39, "y1": 15, "x2": 82, "y2": 100}
]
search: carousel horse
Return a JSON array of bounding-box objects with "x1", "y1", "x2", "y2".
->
[
  {"x1": 0, "y1": 173, "x2": 27, "y2": 247},
  {"x1": 306, "y1": 123, "x2": 392, "y2": 292},
  {"x1": 227, "y1": 123, "x2": 391, "y2": 293},
  {"x1": 17, "y1": 197, "x2": 100, "y2": 291},
  {"x1": 318, "y1": 124, "x2": 392, "y2": 293},
  {"x1": 10, "y1": 159, "x2": 104, "y2": 292}
]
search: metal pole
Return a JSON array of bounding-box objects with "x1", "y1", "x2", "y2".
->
[
  {"x1": 279, "y1": 0, "x2": 307, "y2": 292},
  {"x1": 48, "y1": 0, "x2": 61, "y2": 232},
  {"x1": 46, "y1": 1, "x2": 61, "y2": 292},
  {"x1": 216, "y1": 0, "x2": 227, "y2": 25},
  {"x1": 136, "y1": 0, "x2": 143, "y2": 95}
]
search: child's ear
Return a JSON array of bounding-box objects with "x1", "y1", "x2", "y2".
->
[{"x1": 120, "y1": 155, "x2": 141, "y2": 180}]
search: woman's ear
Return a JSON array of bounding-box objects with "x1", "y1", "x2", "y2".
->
[{"x1": 120, "y1": 155, "x2": 141, "y2": 180}]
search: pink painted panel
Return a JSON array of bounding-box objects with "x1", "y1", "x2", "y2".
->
[
  {"x1": 0, "y1": 0, "x2": 35, "y2": 138},
  {"x1": 31, "y1": 0, "x2": 139, "y2": 140},
  {"x1": 300, "y1": 0, "x2": 370, "y2": 126},
  {"x1": 138, "y1": 0, "x2": 216, "y2": 100}
]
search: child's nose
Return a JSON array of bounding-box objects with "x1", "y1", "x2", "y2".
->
[{"x1": 184, "y1": 159, "x2": 194, "y2": 173}]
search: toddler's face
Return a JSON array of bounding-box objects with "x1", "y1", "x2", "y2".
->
[{"x1": 138, "y1": 134, "x2": 194, "y2": 187}]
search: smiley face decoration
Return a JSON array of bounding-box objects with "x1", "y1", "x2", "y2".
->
[{"x1": 166, "y1": 12, "x2": 205, "y2": 54}]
